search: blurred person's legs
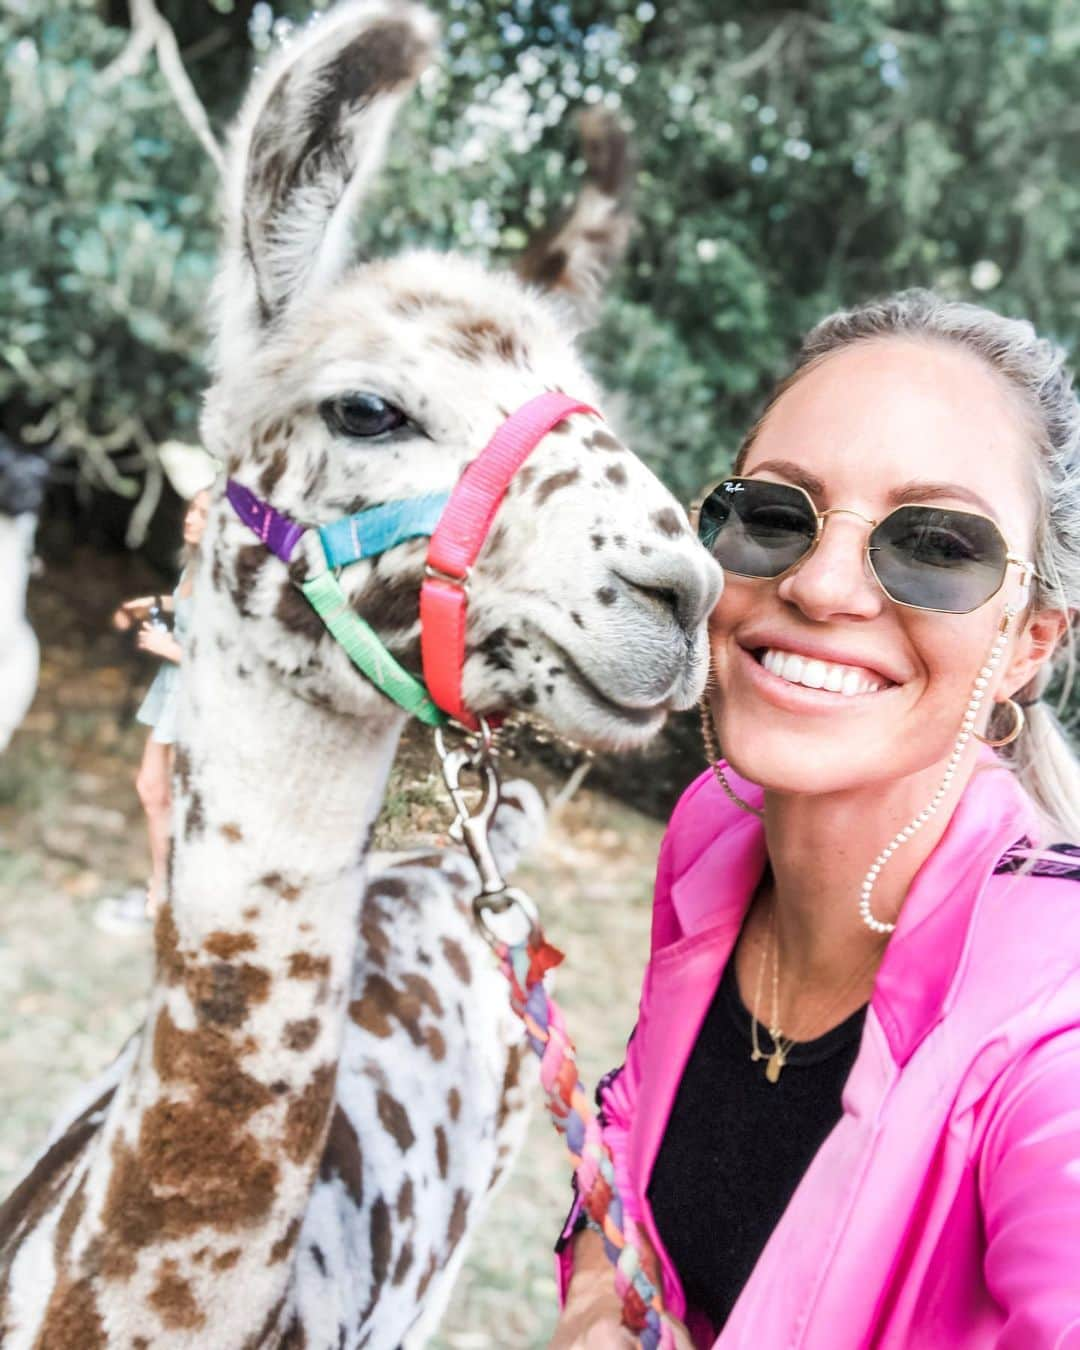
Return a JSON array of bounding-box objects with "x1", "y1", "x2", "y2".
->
[{"x1": 135, "y1": 733, "x2": 171, "y2": 916}]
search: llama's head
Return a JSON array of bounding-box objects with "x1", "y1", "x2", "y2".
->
[{"x1": 201, "y1": 0, "x2": 721, "y2": 750}]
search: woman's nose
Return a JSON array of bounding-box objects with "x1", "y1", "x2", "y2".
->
[{"x1": 776, "y1": 512, "x2": 885, "y2": 621}]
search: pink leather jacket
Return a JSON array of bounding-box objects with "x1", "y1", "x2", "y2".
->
[{"x1": 557, "y1": 756, "x2": 1080, "y2": 1348}]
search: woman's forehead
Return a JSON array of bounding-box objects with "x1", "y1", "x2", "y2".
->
[{"x1": 743, "y1": 337, "x2": 1037, "y2": 534}]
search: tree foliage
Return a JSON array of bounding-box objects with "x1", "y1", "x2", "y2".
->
[
  {"x1": 1, "y1": 0, "x2": 221, "y2": 530},
  {"x1": 5, "y1": 0, "x2": 1080, "y2": 512}
]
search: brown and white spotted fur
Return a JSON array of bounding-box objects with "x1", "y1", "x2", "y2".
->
[
  {"x1": 0, "y1": 6, "x2": 721, "y2": 1347},
  {"x1": 1, "y1": 784, "x2": 545, "y2": 1350}
]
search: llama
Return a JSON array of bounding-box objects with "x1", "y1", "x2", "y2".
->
[
  {"x1": 0, "y1": 439, "x2": 48, "y2": 752},
  {"x1": 0, "y1": 6, "x2": 721, "y2": 1347}
]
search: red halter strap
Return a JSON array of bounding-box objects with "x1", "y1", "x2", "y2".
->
[{"x1": 420, "y1": 391, "x2": 598, "y2": 730}]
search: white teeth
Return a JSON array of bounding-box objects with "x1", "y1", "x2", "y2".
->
[
  {"x1": 758, "y1": 647, "x2": 888, "y2": 697},
  {"x1": 803, "y1": 659, "x2": 827, "y2": 689}
]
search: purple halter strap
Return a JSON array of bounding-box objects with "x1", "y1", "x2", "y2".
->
[{"x1": 225, "y1": 479, "x2": 306, "y2": 563}]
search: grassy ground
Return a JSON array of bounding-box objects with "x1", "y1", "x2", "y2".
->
[{"x1": 0, "y1": 548, "x2": 665, "y2": 1348}]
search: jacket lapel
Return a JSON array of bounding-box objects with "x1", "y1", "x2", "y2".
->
[
  {"x1": 870, "y1": 758, "x2": 1037, "y2": 1066},
  {"x1": 629, "y1": 804, "x2": 768, "y2": 1311}
]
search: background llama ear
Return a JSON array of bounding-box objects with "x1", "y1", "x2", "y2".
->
[
  {"x1": 516, "y1": 108, "x2": 635, "y2": 335},
  {"x1": 213, "y1": 1, "x2": 437, "y2": 363}
]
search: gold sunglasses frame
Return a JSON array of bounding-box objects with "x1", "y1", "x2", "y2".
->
[{"x1": 688, "y1": 476, "x2": 1038, "y2": 616}]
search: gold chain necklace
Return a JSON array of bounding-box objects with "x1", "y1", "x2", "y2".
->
[
  {"x1": 749, "y1": 902, "x2": 886, "y2": 1084},
  {"x1": 749, "y1": 904, "x2": 791, "y2": 1083}
]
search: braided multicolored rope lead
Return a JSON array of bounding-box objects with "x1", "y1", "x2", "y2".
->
[
  {"x1": 493, "y1": 930, "x2": 677, "y2": 1350},
  {"x1": 432, "y1": 728, "x2": 676, "y2": 1346}
]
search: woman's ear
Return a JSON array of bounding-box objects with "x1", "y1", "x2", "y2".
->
[{"x1": 1001, "y1": 607, "x2": 1072, "y2": 699}]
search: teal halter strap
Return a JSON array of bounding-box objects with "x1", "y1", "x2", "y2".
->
[
  {"x1": 226, "y1": 480, "x2": 450, "y2": 724},
  {"x1": 309, "y1": 493, "x2": 453, "y2": 723},
  {"x1": 318, "y1": 493, "x2": 450, "y2": 570}
]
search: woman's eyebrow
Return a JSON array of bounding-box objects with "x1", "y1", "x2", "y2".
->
[
  {"x1": 886, "y1": 479, "x2": 997, "y2": 517},
  {"x1": 745, "y1": 459, "x2": 825, "y2": 498},
  {"x1": 748, "y1": 462, "x2": 999, "y2": 519}
]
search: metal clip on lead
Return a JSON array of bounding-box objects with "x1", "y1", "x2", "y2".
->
[{"x1": 434, "y1": 720, "x2": 540, "y2": 949}]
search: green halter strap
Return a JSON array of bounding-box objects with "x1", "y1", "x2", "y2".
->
[
  {"x1": 225, "y1": 479, "x2": 449, "y2": 724},
  {"x1": 300, "y1": 569, "x2": 447, "y2": 725}
]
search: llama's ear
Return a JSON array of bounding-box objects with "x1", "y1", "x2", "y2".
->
[
  {"x1": 516, "y1": 108, "x2": 634, "y2": 334},
  {"x1": 213, "y1": 1, "x2": 437, "y2": 364}
]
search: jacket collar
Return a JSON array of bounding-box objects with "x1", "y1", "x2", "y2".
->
[
  {"x1": 668, "y1": 754, "x2": 1038, "y2": 1068},
  {"x1": 872, "y1": 756, "x2": 1038, "y2": 1064}
]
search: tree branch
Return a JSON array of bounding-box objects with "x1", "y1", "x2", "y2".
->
[
  {"x1": 723, "y1": 18, "x2": 798, "y2": 83},
  {"x1": 101, "y1": 0, "x2": 224, "y2": 176}
]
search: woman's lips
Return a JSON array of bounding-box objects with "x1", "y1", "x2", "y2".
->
[
  {"x1": 735, "y1": 643, "x2": 898, "y2": 714},
  {"x1": 737, "y1": 633, "x2": 903, "y2": 686}
]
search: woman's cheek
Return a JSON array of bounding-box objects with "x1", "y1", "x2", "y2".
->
[{"x1": 706, "y1": 585, "x2": 746, "y2": 665}]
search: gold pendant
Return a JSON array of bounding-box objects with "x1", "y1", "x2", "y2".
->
[{"x1": 765, "y1": 1048, "x2": 785, "y2": 1083}]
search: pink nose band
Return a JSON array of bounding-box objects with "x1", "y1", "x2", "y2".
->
[{"x1": 420, "y1": 391, "x2": 598, "y2": 730}]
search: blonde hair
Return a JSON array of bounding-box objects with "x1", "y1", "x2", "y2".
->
[
  {"x1": 734, "y1": 289, "x2": 1080, "y2": 842},
  {"x1": 178, "y1": 488, "x2": 212, "y2": 577}
]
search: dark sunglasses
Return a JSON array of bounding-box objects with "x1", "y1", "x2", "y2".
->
[{"x1": 691, "y1": 477, "x2": 1037, "y2": 614}]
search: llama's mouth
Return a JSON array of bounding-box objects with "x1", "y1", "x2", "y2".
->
[{"x1": 540, "y1": 637, "x2": 666, "y2": 729}]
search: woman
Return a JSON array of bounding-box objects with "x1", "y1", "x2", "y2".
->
[
  {"x1": 552, "y1": 292, "x2": 1080, "y2": 1348},
  {"x1": 111, "y1": 488, "x2": 209, "y2": 916}
]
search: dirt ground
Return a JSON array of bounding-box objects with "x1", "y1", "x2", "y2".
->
[{"x1": 0, "y1": 546, "x2": 667, "y2": 1348}]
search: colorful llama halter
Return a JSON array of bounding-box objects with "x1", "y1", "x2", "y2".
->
[{"x1": 226, "y1": 391, "x2": 596, "y2": 731}]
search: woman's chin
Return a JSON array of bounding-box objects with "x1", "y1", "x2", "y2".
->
[
  {"x1": 721, "y1": 745, "x2": 848, "y2": 799},
  {"x1": 716, "y1": 706, "x2": 875, "y2": 796},
  {"x1": 720, "y1": 717, "x2": 955, "y2": 802}
]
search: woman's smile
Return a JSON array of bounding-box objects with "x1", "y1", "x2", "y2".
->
[
  {"x1": 758, "y1": 648, "x2": 889, "y2": 695},
  {"x1": 732, "y1": 639, "x2": 900, "y2": 716}
]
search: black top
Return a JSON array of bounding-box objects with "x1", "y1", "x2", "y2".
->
[{"x1": 646, "y1": 954, "x2": 867, "y2": 1337}]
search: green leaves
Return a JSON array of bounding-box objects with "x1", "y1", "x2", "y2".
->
[
  {"x1": 1, "y1": 0, "x2": 217, "y2": 500},
  {"x1": 6, "y1": 0, "x2": 1080, "y2": 518}
]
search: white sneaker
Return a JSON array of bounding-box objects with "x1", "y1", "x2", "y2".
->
[{"x1": 93, "y1": 887, "x2": 152, "y2": 935}]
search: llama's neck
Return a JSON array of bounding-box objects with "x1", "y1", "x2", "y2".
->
[
  {"x1": 76, "y1": 575, "x2": 409, "y2": 1337},
  {"x1": 168, "y1": 612, "x2": 403, "y2": 959}
]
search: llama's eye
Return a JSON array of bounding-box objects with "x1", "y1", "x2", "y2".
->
[{"x1": 321, "y1": 393, "x2": 407, "y2": 439}]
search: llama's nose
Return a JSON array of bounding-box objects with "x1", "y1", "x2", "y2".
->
[{"x1": 614, "y1": 543, "x2": 723, "y2": 634}]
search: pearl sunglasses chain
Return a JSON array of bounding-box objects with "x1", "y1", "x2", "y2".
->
[{"x1": 858, "y1": 598, "x2": 1021, "y2": 933}]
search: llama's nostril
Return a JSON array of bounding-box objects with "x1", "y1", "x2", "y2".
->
[
  {"x1": 611, "y1": 545, "x2": 721, "y2": 634},
  {"x1": 650, "y1": 587, "x2": 680, "y2": 622},
  {"x1": 621, "y1": 578, "x2": 681, "y2": 625}
]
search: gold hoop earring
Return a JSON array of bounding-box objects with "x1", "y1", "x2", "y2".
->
[{"x1": 974, "y1": 697, "x2": 1025, "y2": 748}]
